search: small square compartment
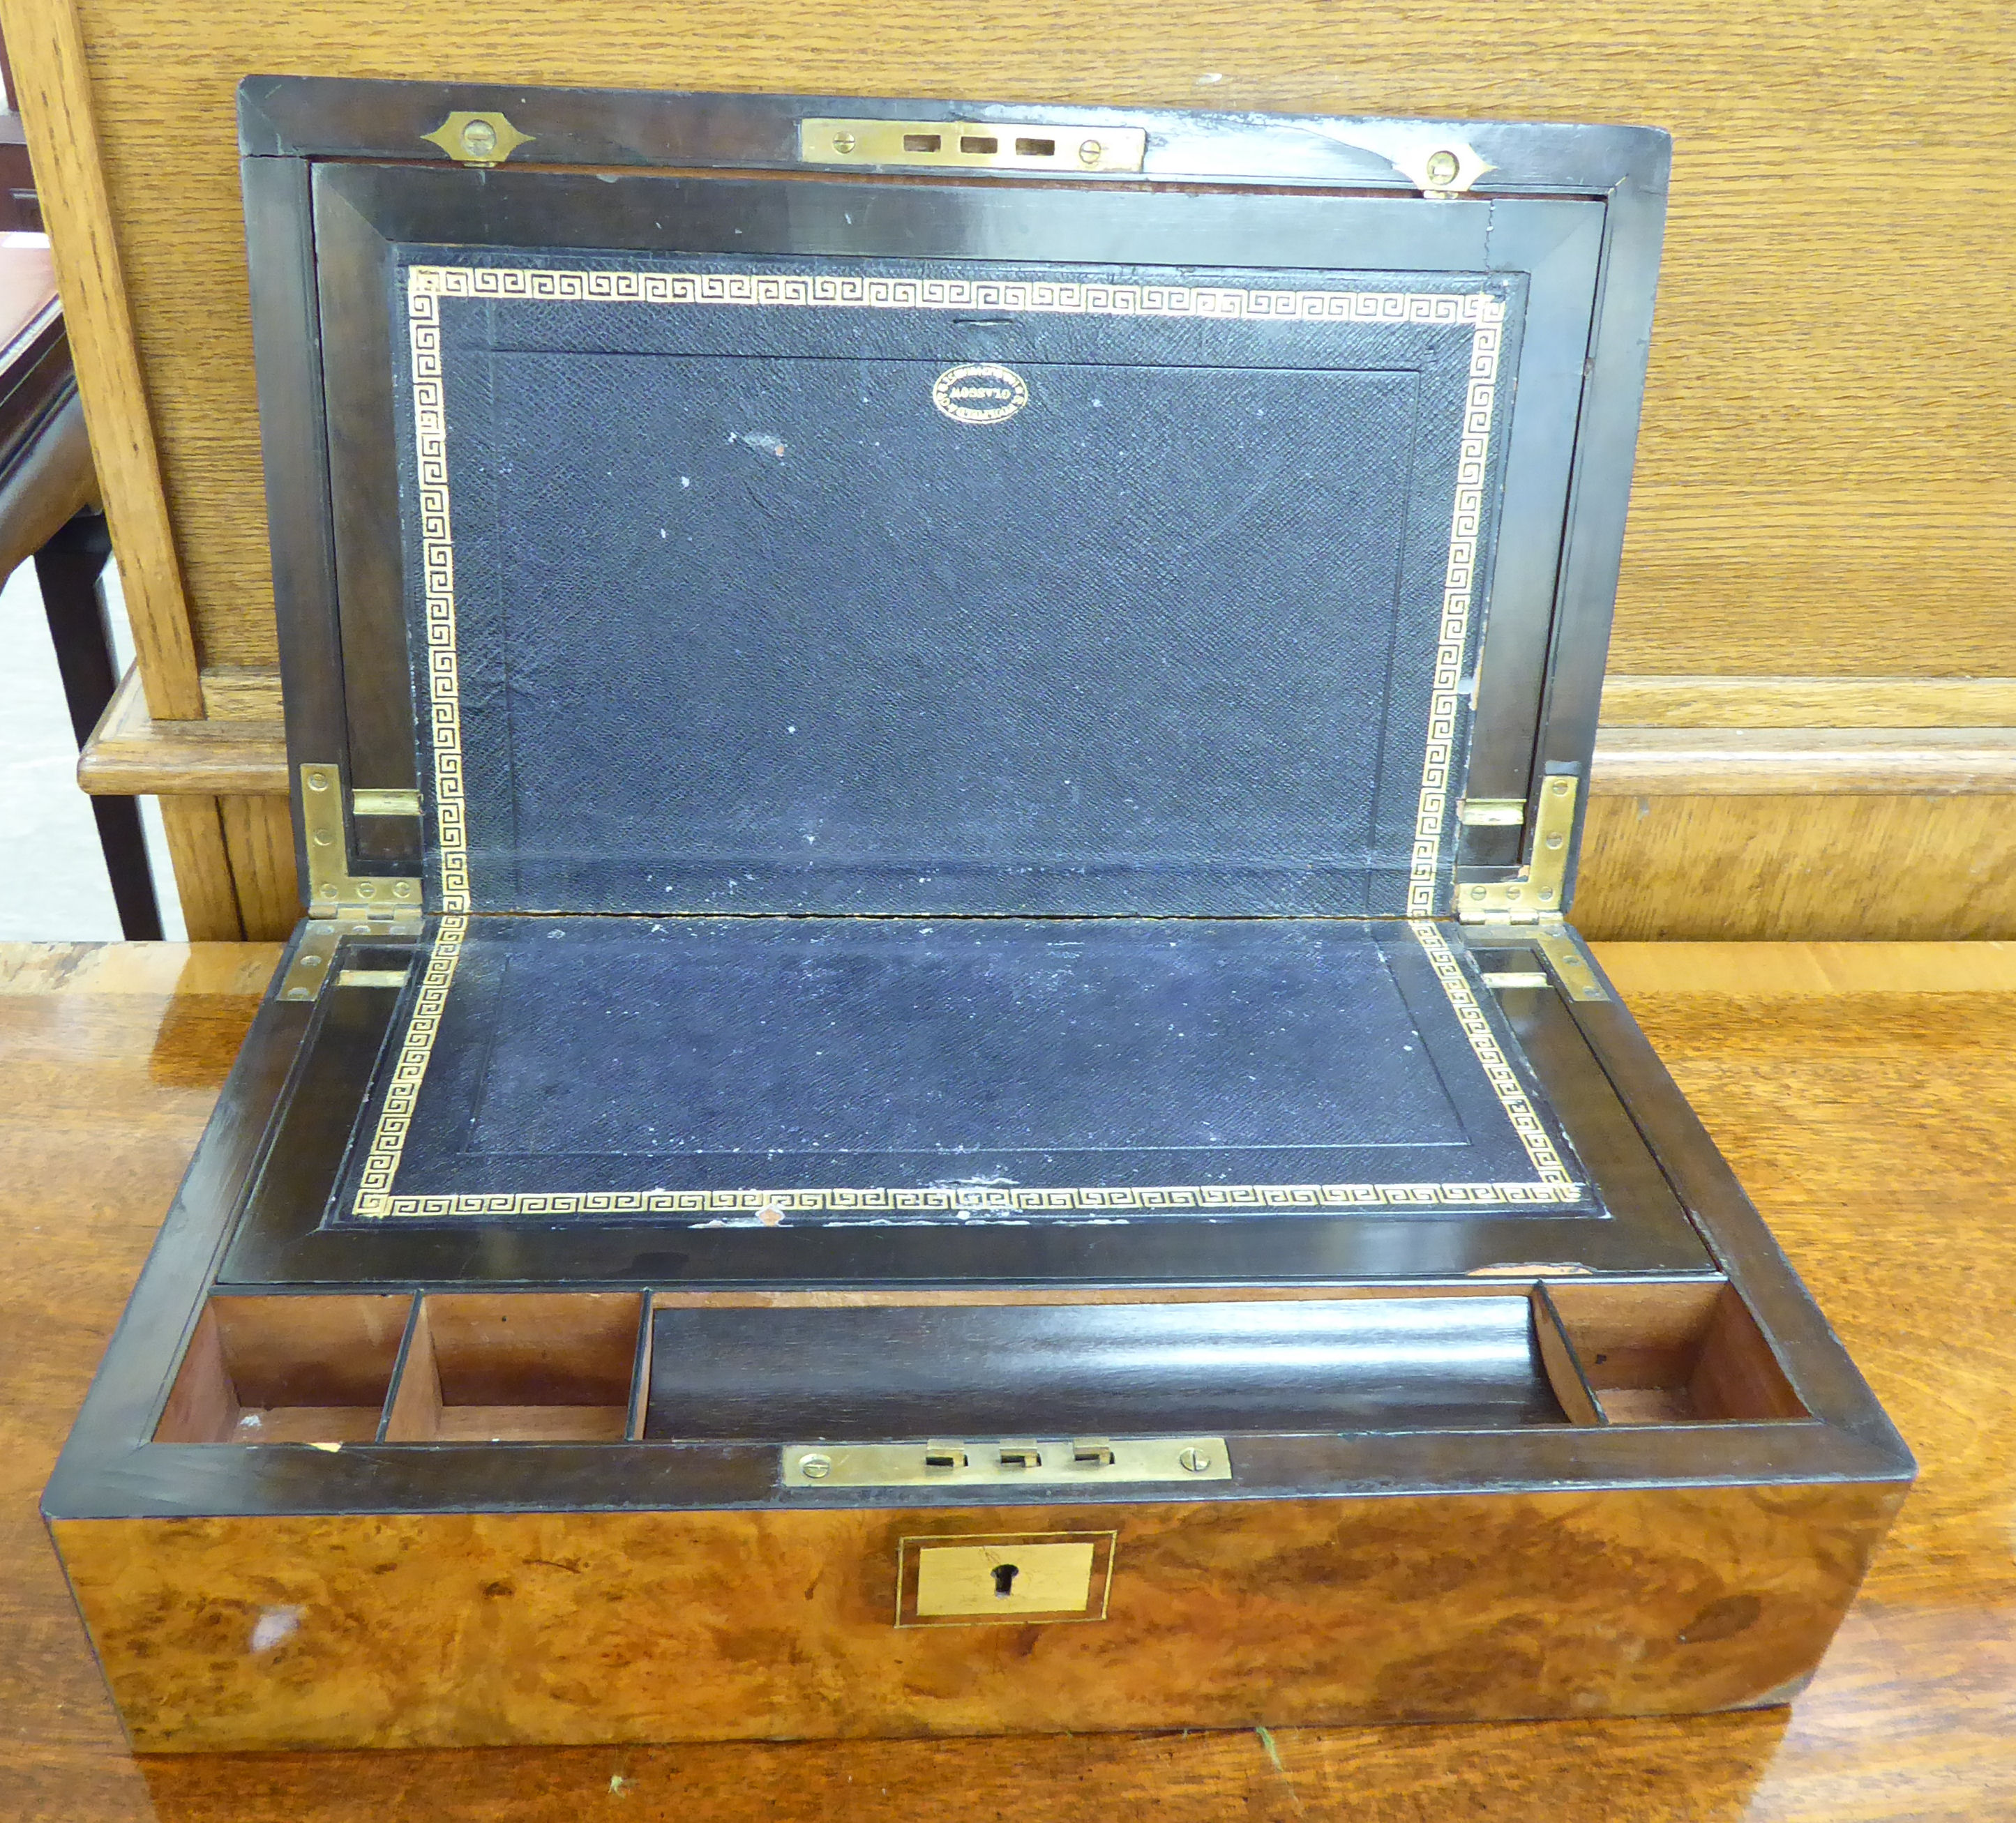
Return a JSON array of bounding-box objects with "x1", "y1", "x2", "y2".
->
[
  {"x1": 384, "y1": 1294, "x2": 642, "y2": 1442},
  {"x1": 1551, "y1": 1281, "x2": 1809, "y2": 1424},
  {"x1": 154, "y1": 1296, "x2": 409, "y2": 1444}
]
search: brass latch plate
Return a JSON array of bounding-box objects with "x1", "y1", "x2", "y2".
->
[
  {"x1": 799, "y1": 118, "x2": 1147, "y2": 174},
  {"x1": 783, "y1": 1436, "x2": 1231, "y2": 1488}
]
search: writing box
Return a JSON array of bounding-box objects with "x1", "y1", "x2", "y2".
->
[{"x1": 44, "y1": 76, "x2": 1912, "y2": 1750}]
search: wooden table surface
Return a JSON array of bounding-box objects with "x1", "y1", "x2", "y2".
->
[{"x1": 2, "y1": 939, "x2": 2011, "y2": 1822}]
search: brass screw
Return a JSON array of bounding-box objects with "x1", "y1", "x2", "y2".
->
[
  {"x1": 1178, "y1": 1446, "x2": 1212, "y2": 1473},
  {"x1": 460, "y1": 119, "x2": 499, "y2": 161},
  {"x1": 1546, "y1": 832, "x2": 1565, "y2": 850},
  {"x1": 1078, "y1": 139, "x2": 1104, "y2": 166},
  {"x1": 799, "y1": 1453, "x2": 832, "y2": 1480},
  {"x1": 1424, "y1": 149, "x2": 1460, "y2": 187},
  {"x1": 306, "y1": 771, "x2": 329, "y2": 792},
  {"x1": 832, "y1": 133, "x2": 857, "y2": 156}
]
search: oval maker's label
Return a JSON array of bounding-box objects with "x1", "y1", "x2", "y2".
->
[{"x1": 932, "y1": 363, "x2": 1029, "y2": 425}]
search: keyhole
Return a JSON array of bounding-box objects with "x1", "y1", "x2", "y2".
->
[{"x1": 992, "y1": 1562, "x2": 1020, "y2": 1598}]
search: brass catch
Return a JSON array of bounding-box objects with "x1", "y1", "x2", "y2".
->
[
  {"x1": 781, "y1": 1437, "x2": 1232, "y2": 1488},
  {"x1": 799, "y1": 117, "x2": 1146, "y2": 174}
]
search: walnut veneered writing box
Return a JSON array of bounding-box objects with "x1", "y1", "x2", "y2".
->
[{"x1": 44, "y1": 77, "x2": 1911, "y2": 1752}]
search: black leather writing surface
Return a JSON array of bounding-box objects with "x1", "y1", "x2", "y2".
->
[
  {"x1": 329, "y1": 915, "x2": 1594, "y2": 1225},
  {"x1": 393, "y1": 252, "x2": 1524, "y2": 917},
  {"x1": 645, "y1": 1297, "x2": 1568, "y2": 1439}
]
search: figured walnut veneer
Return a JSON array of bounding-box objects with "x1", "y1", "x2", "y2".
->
[{"x1": 54, "y1": 1481, "x2": 1902, "y2": 1753}]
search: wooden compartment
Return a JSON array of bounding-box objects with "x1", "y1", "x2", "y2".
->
[
  {"x1": 384, "y1": 1294, "x2": 643, "y2": 1443},
  {"x1": 643, "y1": 1289, "x2": 1604, "y2": 1439},
  {"x1": 154, "y1": 1296, "x2": 410, "y2": 1444},
  {"x1": 1551, "y1": 1280, "x2": 1809, "y2": 1425}
]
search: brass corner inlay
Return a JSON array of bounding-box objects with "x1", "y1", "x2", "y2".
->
[{"x1": 421, "y1": 111, "x2": 534, "y2": 168}]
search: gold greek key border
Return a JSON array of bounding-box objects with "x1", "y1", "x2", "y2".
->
[
  {"x1": 404, "y1": 262, "x2": 1505, "y2": 923},
  {"x1": 407, "y1": 289, "x2": 470, "y2": 914},
  {"x1": 350, "y1": 915, "x2": 1577, "y2": 1219},
  {"x1": 1411, "y1": 296, "x2": 1505, "y2": 916},
  {"x1": 351, "y1": 913, "x2": 467, "y2": 1215},
  {"x1": 1407, "y1": 918, "x2": 1575, "y2": 1193}
]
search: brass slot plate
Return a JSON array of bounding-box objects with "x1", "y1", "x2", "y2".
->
[
  {"x1": 334, "y1": 969, "x2": 412, "y2": 990},
  {"x1": 1459, "y1": 798, "x2": 1527, "y2": 826},
  {"x1": 1480, "y1": 969, "x2": 1549, "y2": 990},
  {"x1": 280, "y1": 925, "x2": 417, "y2": 1004},
  {"x1": 799, "y1": 118, "x2": 1147, "y2": 175},
  {"x1": 352, "y1": 788, "x2": 421, "y2": 819},
  {"x1": 783, "y1": 1435, "x2": 1231, "y2": 1488}
]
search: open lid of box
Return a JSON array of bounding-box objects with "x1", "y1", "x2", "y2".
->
[
  {"x1": 243, "y1": 79, "x2": 1668, "y2": 926},
  {"x1": 237, "y1": 82, "x2": 1688, "y2": 1245},
  {"x1": 398, "y1": 248, "x2": 1524, "y2": 918}
]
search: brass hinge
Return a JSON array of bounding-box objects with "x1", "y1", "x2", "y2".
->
[
  {"x1": 1457, "y1": 774, "x2": 1579, "y2": 925},
  {"x1": 278, "y1": 918, "x2": 419, "y2": 1003},
  {"x1": 1529, "y1": 921, "x2": 1608, "y2": 1003},
  {"x1": 1475, "y1": 923, "x2": 1609, "y2": 1004},
  {"x1": 281, "y1": 764, "x2": 423, "y2": 1002},
  {"x1": 300, "y1": 764, "x2": 423, "y2": 921}
]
